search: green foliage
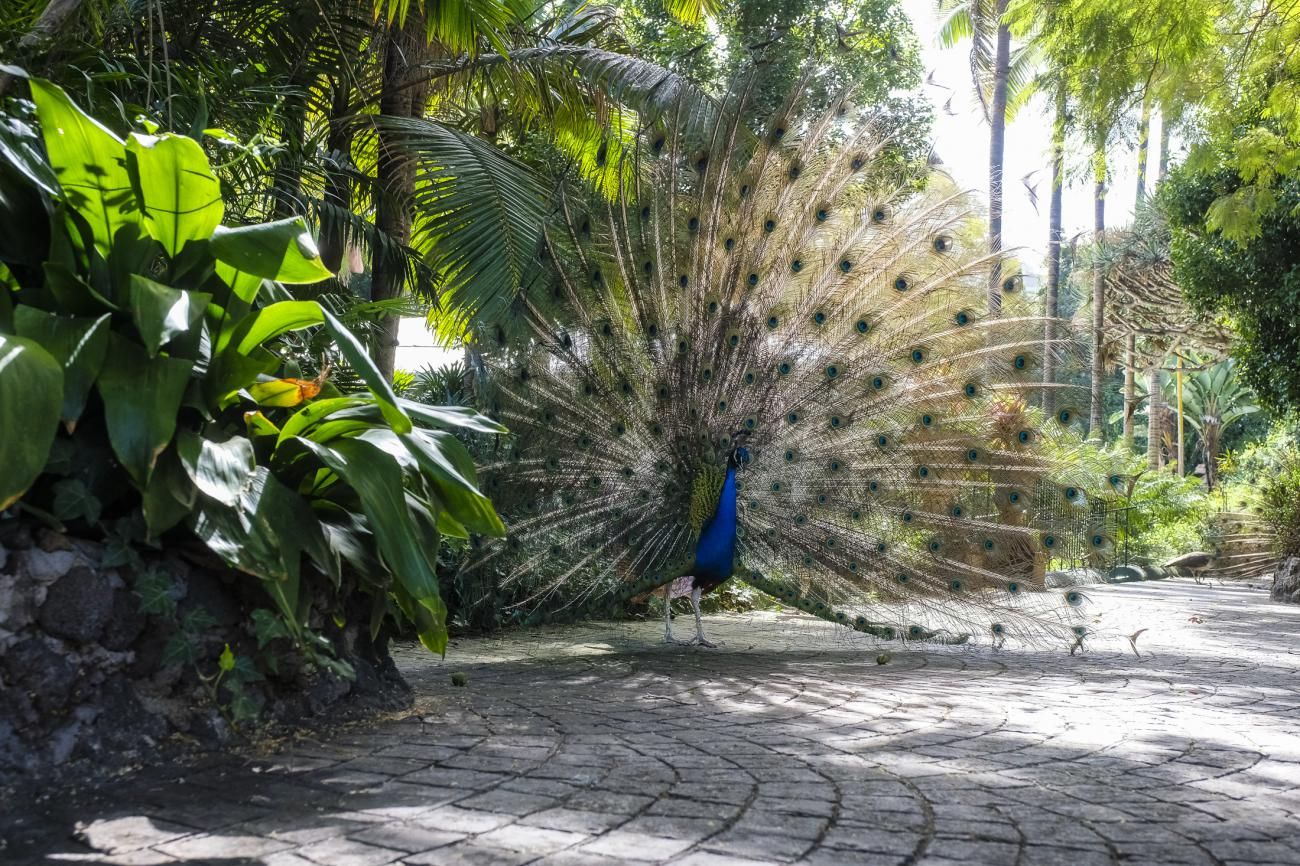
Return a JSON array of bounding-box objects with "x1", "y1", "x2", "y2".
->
[
  {"x1": 1121, "y1": 469, "x2": 1215, "y2": 563},
  {"x1": 1160, "y1": 169, "x2": 1300, "y2": 414},
  {"x1": 1259, "y1": 447, "x2": 1300, "y2": 558},
  {"x1": 0, "y1": 80, "x2": 505, "y2": 664}
]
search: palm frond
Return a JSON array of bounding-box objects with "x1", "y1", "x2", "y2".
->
[{"x1": 377, "y1": 115, "x2": 552, "y2": 340}]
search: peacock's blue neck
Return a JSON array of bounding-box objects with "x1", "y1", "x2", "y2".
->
[{"x1": 693, "y1": 465, "x2": 738, "y2": 586}]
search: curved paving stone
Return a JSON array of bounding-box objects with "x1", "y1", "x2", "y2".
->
[{"x1": 3, "y1": 580, "x2": 1300, "y2": 865}]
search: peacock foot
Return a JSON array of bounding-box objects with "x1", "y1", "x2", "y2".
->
[{"x1": 688, "y1": 635, "x2": 723, "y2": 648}]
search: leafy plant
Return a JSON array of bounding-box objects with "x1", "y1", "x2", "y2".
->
[{"x1": 0, "y1": 78, "x2": 505, "y2": 662}]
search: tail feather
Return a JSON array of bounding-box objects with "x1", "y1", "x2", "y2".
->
[{"x1": 470, "y1": 82, "x2": 1102, "y2": 646}]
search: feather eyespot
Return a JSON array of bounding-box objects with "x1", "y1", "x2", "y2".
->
[
  {"x1": 813, "y1": 311, "x2": 826, "y2": 325},
  {"x1": 724, "y1": 237, "x2": 735, "y2": 251},
  {"x1": 791, "y1": 259, "x2": 803, "y2": 272},
  {"x1": 839, "y1": 259, "x2": 853, "y2": 272},
  {"x1": 856, "y1": 319, "x2": 870, "y2": 334},
  {"x1": 894, "y1": 276, "x2": 910, "y2": 291},
  {"x1": 764, "y1": 218, "x2": 776, "y2": 232},
  {"x1": 747, "y1": 273, "x2": 759, "y2": 286}
]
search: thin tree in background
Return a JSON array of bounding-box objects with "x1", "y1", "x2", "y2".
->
[
  {"x1": 1089, "y1": 140, "x2": 1108, "y2": 440},
  {"x1": 1042, "y1": 81, "x2": 1066, "y2": 413},
  {"x1": 938, "y1": 0, "x2": 1037, "y2": 317}
]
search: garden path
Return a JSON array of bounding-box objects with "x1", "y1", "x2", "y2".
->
[{"x1": 5, "y1": 579, "x2": 1300, "y2": 866}]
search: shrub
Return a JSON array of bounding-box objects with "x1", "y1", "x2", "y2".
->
[{"x1": 0, "y1": 78, "x2": 504, "y2": 664}]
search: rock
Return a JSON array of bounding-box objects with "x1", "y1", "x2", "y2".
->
[
  {"x1": 0, "y1": 520, "x2": 33, "y2": 551},
  {"x1": 1271, "y1": 556, "x2": 1300, "y2": 604},
  {"x1": 21, "y1": 547, "x2": 81, "y2": 583},
  {"x1": 1045, "y1": 568, "x2": 1105, "y2": 588},
  {"x1": 0, "y1": 574, "x2": 37, "y2": 633},
  {"x1": 37, "y1": 529, "x2": 74, "y2": 552},
  {"x1": 3, "y1": 638, "x2": 77, "y2": 714},
  {"x1": 38, "y1": 567, "x2": 114, "y2": 644},
  {"x1": 179, "y1": 567, "x2": 241, "y2": 628},
  {"x1": 101, "y1": 588, "x2": 147, "y2": 651}
]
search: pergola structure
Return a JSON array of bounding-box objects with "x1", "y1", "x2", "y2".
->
[{"x1": 1089, "y1": 213, "x2": 1233, "y2": 471}]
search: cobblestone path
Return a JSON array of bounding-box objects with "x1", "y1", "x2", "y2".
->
[{"x1": 4, "y1": 580, "x2": 1300, "y2": 865}]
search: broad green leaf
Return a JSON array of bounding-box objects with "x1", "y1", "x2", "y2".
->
[
  {"x1": 244, "y1": 410, "x2": 280, "y2": 440},
  {"x1": 401, "y1": 429, "x2": 505, "y2": 536},
  {"x1": 398, "y1": 398, "x2": 507, "y2": 434},
  {"x1": 276, "y1": 396, "x2": 370, "y2": 445},
  {"x1": 96, "y1": 334, "x2": 193, "y2": 486},
  {"x1": 213, "y1": 260, "x2": 265, "y2": 305},
  {"x1": 126, "y1": 133, "x2": 224, "y2": 257},
  {"x1": 210, "y1": 217, "x2": 333, "y2": 285},
  {"x1": 29, "y1": 79, "x2": 136, "y2": 256},
  {"x1": 296, "y1": 436, "x2": 444, "y2": 650},
  {"x1": 176, "y1": 431, "x2": 255, "y2": 507},
  {"x1": 12, "y1": 308, "x2": 109, "y2": 429},
  {"x1": 219, "y1": 300, "x2": 324, "y2": 355},
  {"x1": 0, "y1": 333, "x2": 63, "y2": 509},
  {"x1": 129, "y1": 275, "x2": 209, "y2": 356},
  {"x1": 321, "y1": 309, "x2": 411, "y2": 434}
]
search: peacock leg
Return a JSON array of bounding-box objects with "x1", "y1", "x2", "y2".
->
[
  {"x1": 689, "y1": 587, "x2": 721, "y2": 648},
  {"x1": 662, "y1": 584, "x2": 676, "y2": 644}
]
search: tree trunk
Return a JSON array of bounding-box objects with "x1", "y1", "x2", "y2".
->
[
  {"x1": 0, "y1": 0, "x2": 88, "y2": 95},
  {"x1": 1123, "y1": 335, "x2": 1137, "y2": 449},
  {"x1": 371, "y1": 22, "x2": 433, "y2": 380},
  {"x1": 1042, "y1": 84, "x2": 1066, "y2": 414},
  {"x1": 1088, "y1": 144, "x2": 1107, "y2": 441},
  {"x1": 1158, "y1": 107, "x2": 1171, "y2": 180},
  {"x1": 1135, "y1": 92, "x2": 1152, "y2": 204},
  {"x1": 986, "y1": 0, "x2": 1011, "y2": 318},
  {"x1": 319, "y1": 77, "x2": 353, "y2": 275},
  {"x1": 1147, "y1": 367, "x2": 1163, "y2": 469}
]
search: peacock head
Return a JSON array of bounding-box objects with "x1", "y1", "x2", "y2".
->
[{"x1": 728, "y1": 430, "x2": 752, "y2": 471}]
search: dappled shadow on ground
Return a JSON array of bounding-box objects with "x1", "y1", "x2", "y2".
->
[{"x1": 4, "y1": 581, "x2": 1299, "y2": 866}]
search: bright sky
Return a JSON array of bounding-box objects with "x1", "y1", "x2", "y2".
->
[{"x1": 902, "y1": 0, "x2": 1154, "y2": 271}]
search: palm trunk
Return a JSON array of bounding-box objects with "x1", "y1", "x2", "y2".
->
[
  {"x1": 1121, "y1": 97, "x2": 1151, "y2": 451},
  {"x1": 372, "y1": 21, "x2": 432, "y2": 380},
  {"x1": 0, "y1": 0, "x2": 87, "y2": 95},
  {"x1": 1088, "y1": 143, "x2": 1107, "y2": 441},
  {"x1": 1147, "y1": 367, "x2": 1163, "y2": 469},
  {"x1": 1135, "y1": 93, "x2": 1152, "y2": 204},
  {"x1": 320, "y1": 78, "x2": 353, "y2": 274},
  {"x1": 986, "y1": 0, "x2": 1011, "y2": 318},
  {"x1": 1158, "y1": 107, "x2": 1171, "y2": 180},
  {"x1": 1123, "y1": 335, "x2": 1137, "y2": 449},
  {"x1": 1043, "y1": 85, "x2": 1066, "y2": 414}
]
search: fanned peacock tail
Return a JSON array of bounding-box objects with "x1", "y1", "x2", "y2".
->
[{"x1": 467, "y1": 81, "x2": 1108, "y2": 647}]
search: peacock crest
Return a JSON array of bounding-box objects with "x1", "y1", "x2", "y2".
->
[{"x1": 466, "y1": 81, "x2": 1101, "y2": 645}]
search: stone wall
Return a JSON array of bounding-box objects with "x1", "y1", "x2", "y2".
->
[
  {"x1": 1272, "y1": 556, "x2": 1300, "y2": 604},
  {"x1": 0, "y1": 519, "x2": 411, "y2": 791}
]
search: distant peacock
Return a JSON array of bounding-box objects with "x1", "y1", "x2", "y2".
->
[{"x1": 466, "y1": 82, "x2": 1110, "y2": 649}]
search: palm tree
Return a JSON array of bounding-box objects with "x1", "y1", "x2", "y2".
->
[
  {"x1": 937, "y1": 0, "x2": 1037, "y2": 316},
  {"x1": 1167, "y1": 359, "x2": 1260, "y2": 489}
]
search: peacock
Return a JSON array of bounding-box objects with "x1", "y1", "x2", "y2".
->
[{"x1": 464, "y1": 81, "x2": 1111, "y2": 650}]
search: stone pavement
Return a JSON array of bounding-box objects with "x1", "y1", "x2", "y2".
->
[{"x1": 4, "y1": 580, "x2": 1300, "y2": 866}]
